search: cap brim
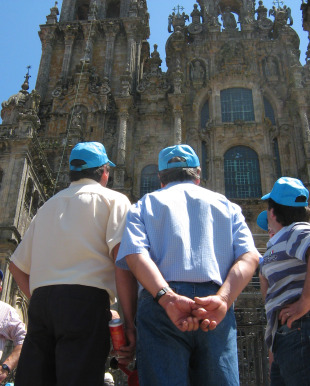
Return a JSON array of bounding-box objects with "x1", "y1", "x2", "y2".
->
[
  {"x1": 261, "y1": 193, "x2": 270, "y2": 201},
  {"x1": 108, "y1": 161, "x2": 116, "y2": 167}
]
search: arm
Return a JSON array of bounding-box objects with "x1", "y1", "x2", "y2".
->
[
  {"x1": 125, "y1": 253, "x2": 204, "y2": 332},
  {"x1": 279, "y1": 247, "x2": 310, "y2": 328},
  {"x1": 9, "y1": 262, "x2": 31, "y2": 299},
  {"x1": 194, "y1": 251, "x2": 259, "y2": 331},
  {"x1": 259, "y1": 273, "x2": 269, "y2": 302},
  {"x1": 0, "y1": 344, "x2": 23, "y2": 382},
  {"x1": 113, "y1": 244, "x2": 138, "y2": 365}
]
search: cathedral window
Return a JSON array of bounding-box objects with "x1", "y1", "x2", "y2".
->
[
  {"x1": 221, "y1": 88, "x2": 255, "y2": 123},
  {"x1": 76, "y1": 0, "x2": 90, "y2": 20},
  {"x1": 140, "y1": 165, "x2": 160, "y2": 197},
  {"x1": 272, "y1": 138, "x2": 282, "y2": 178},
  {"x1": 263, "y1": 97, "x2": 276, "y2": 125},
  {"x1": 106, "y1": 0, "x2": 120, "y2": 18},
  {"x1": 24, "y1": 178, "x2": 34, "y2": 211},
  {"x1": 224, "y1": 146, "x2": 262, "y2": 198},
  {"x1": 200, "y1": 101, "x2": 210, "y2": 128}
]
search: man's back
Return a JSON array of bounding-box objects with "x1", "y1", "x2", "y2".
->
[{"x1": 118, "y1": 180, "x2": 255, "y2": 285}]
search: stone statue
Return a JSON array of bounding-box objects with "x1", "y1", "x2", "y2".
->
[
  {"x1": 190, "y1": 61, "x2": 205, "y2": 82},
  {"x1": 222, "y1": 7, "x2": 237, "y2": 30}
]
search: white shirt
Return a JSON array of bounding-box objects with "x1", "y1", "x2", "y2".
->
[{"x1": 11, "y1": 179, "x2": 131, "y2": 303}]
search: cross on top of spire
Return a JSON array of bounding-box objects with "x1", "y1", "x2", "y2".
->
[
  {"x1": 173, "y1": 5, "x2": 184, "y2": 16},
  {"x1": 273, "y1": 0, "x2": 284, "y2": 9}
]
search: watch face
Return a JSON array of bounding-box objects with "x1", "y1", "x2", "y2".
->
[{"x1": 2, "y1": 364, "x2": 10, "y2": 373}]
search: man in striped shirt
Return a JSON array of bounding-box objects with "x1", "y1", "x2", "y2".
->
[{"x1": 259, "y1": 177, "x2": 310, "y2": 385}]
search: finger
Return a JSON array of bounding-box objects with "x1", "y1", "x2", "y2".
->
[
  {"x1": 208, "y1": 320, "x2": 217, "y2": 330},
  {"x1": 192, "y1": 308, "x2": 208, "y2": 319},
  {"x1": 192, "y1": 317, "x2": 200, "y2": 331},
  {"x1": 194, "y1": 296, "x2": 211, "y2": 306},
  {"x1": 186, "y1": 316, "x2": 195, "y2": 331},
  {"x1": 200, "y1": 318, "x2": 211, "y2": 332}
]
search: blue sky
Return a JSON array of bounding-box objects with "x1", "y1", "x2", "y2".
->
[{"x1": 0, "y1": 0, "x2": 308, "y2": 115}]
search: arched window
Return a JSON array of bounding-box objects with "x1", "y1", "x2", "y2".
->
[
  {"x1": 140, "y1": 165, "x2": 160, "y2": 197},
  {"x1": 221, "y1": 88, "x2": 255, "y2": 122},
  {"x1": 263, "y1": 97, "x2": 276, "y2": 125},
  {"x1": 31, "y1": 191, "x2": 39, "y2": 217},
  {"x1": 200, "y1": 101, "x2": 210, "y2": 128},
  {"x1": 76, "y1": 0, "x2": 90, "y2": 20},
  {"x1": 24, "y1": 178, "x2": 34, "y2": 210},
  {"x1": 106, "y1": 0, "x2": 120, "y2": 18},
  {"x1": 224, "y1": 146, "x2": 262, "y2": 198}
]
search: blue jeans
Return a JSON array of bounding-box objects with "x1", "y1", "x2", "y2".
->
[
  {"x1": 270, "y1": 312, "x2": 310, "y2": 386},
  {"x1": 136, "y1": 281, "x2": 239, "y2": 386}
]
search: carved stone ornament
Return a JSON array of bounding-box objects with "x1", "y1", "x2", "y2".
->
[{"x1": 188, "y1": 4, "x2": 203, "y2": 35}]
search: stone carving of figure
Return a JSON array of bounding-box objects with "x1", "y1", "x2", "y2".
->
[
  {"x1": 222, "y1": 7, "x2": 237, "y2": 30},
  {"x1": 190, "y1": 61, "x2": 205, "y2": 82},
  {"x1": 71, "y1": 108, "x2": 83, "y2": 129},
  {"x1": 255, "y1": 0, "x2": 267, "y2": 21},
  {"x1": 264, "y1": 56, "x2": 278, "y2": 77}
]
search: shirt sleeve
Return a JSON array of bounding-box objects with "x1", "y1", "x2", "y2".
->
[
  {"x1": 10, "y1": 217, "x2": 36, "y2": 275},
  {"x1": 231, "y1": 203, "x2": 257, "y2": 260},
  {"x1": 106, "y1": 195, "x2": 132, "y2": 258},
  {"x1": 0, "y1": 306, "x2": 26, "y2": 346},
  {"x1": 286, "y1": 223, "x2": 310, "y2": 262},
  {"x1": 116, "y1": 200, "x2": 151, "y2": 270}
]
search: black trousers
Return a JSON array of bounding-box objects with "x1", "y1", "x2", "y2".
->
[{"x1": 15, "y1": 285, "x2": 111, "y2": 386}]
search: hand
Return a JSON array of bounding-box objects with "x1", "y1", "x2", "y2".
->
[
  {"x1": 193, "y1": 295, "x2": 228, "y2": 331},
  {"x1": 279, "y1": 298, "x2": 310, "y2": 328},
  {"x1": 112, "y1": 326, "x2": 136, "y2": 366},
  {"x1": 0, "y1": 369, "x2": 8, "y2": 382},
  {"x1": 159, "y1": 292, "x2": 206, "y2": 332}
]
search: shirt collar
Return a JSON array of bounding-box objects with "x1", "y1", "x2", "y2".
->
[{"x1": 69, "y1": 178, "x2": 99, "y2": 187}]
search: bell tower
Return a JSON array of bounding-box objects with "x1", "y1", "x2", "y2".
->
[{"x1": 35, "y1": 0, "x2": 149, "y2": 191}]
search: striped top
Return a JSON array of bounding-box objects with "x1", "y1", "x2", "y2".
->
[
  {"x1": 117, "y1": 181, "x2": 257, "y2": 285},
  {"x1": 260, "y1": 222, "x2": 310, "y2": 350},
  {"x1": 0, "y1": 301, "x2": 26, "y2": 358}
]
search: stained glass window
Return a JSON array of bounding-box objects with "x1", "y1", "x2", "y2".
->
[
  {"x1": 221, "y1": 88, "x2": 255, "y2": 122},
  {"x1": 224, "y1": 146, "x2": 262, "y2": 198},
  {"x1": 140, "y1": 165, "x2": 161, "y2": 197}
]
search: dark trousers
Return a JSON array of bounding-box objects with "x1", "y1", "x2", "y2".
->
[{"x1": 15, "y1": 285, "x2": 111, "y2": 386}]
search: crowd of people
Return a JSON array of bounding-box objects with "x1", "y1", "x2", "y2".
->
[{"x1": 1, "y1": 141, "x2": 309, "y2": 385}]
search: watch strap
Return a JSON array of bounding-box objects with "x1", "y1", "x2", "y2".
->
[
  {"x1": 1, "y1": 363, "x2": 11, "y2": 373},
  {"x1": 154, "y1": 286, "x2": 172, "y2": 302}
]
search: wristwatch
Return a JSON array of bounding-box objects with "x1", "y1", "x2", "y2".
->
[
  {"x1": 1, "y1": 363, "x2": 11, "y2": 373},
  {"x1": 154, "y1": 286, "x2": 172, "y2": 302}
]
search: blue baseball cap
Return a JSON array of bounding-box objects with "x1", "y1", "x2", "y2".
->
[
  {"x1": 257, "y1": 210, "x2": 268, "y2": 231},
  {"x1": 261, "y1": 177, "x2": 309, "y2": 207},
  {"x1": 69, "y1": 142, "x2": 116, "y2": 171},
  {"x1": 0, "y1": 270, "x2": 3, "y2": 281},
  {"x1": 158, "y1": 144, "x2": 200, "y2": 172}
]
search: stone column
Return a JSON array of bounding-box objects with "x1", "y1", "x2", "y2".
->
[
  {"x1": 61, "y1": 26, "x2": 78, "y2": 81},
  {"x1": 103, "y1": 24, "x2": 120, "y2": 79},
  {"x1": 168, "y1": 94, "x2": 185, "y2": 144},
  {"x1": 36, "y1": 28, "x2": 56, "y2": 100},
  {"x1": 113, "y1": 98, "x2": 133, "y2": 190}
]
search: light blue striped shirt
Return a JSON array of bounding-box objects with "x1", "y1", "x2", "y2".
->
[
  {"x1": 116, "y1": 181, "x2": 256, "y2": 285},
  {"x1": 260, "y1": 222, "x2": 310, "y2": 350}
]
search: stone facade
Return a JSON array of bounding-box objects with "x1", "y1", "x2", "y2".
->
[{"x1": 0, "y1": 0, "x2": 309, "y2": 383}]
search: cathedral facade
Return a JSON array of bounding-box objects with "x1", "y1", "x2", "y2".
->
[{"x1": 0, "y1": 0, "x2": 309, "y2": 383}]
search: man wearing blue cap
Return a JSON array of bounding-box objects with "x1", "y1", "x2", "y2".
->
[
  {"x1": 9, "y1": 142, "x2": 133, "y2": 385},
  {"x1": 116, "y1": 144, "x2": 259, "y2": 385},
  {"x1": 259, "y1": 177, "x2": 310, "y2": 385}
]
